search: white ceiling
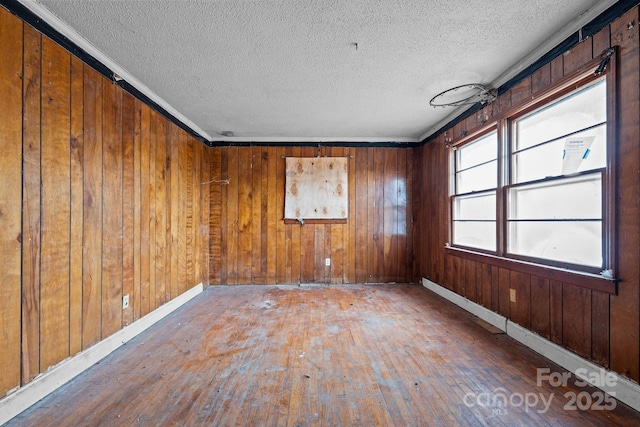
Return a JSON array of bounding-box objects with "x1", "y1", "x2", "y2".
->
[{"x1": 27, "y1": 0, "x2": 614, "y2": 143}]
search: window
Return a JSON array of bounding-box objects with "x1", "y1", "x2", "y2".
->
[
  {"x1": 508, "y1": 79, "x2": 606, "y2": 269},
  {"x1": 449, "y1": 66, "x2": 614, "y2": 276},
  {"x1": 451, "y1": 130, "x2": 497, "y2": 251}
]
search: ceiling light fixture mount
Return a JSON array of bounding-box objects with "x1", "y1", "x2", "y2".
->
[{"x1": 429, "y1": 83, "x2": 496, "y2": 108}]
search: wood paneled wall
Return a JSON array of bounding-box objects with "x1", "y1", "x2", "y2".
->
[
  {"x1": 208, "y1": 146, "x2": 415, "y2": 285},
  {"x1": 414, "y1": 8, "x2": 640, "y2": 382},
  {"x1": 0, "y1": 8, "x2": 210, "y2": 396}
]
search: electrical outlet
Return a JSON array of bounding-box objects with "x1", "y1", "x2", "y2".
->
[
  {"x1": 123, "y1": 294, "x2": 129, "y2": 309},
  {"x1": 325, "y1": 258, "x2": 331, "y2": 266},
  {"x1": 509, "y1": 289, "x2": 516, "y2": 303}
]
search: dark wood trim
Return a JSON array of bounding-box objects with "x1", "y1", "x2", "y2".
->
[
  {"x1": 504, "y1": 251, "x2": 602, "y2": 276},
  {"x1": 446, "y1": 246, "x2": 617, "y2": 295},
  {"x1": 500, "y1": 57, "x2": 606, "y2": 121},
  {"x1": 449, "y1": 124, "x2": 497, "y2": 148},
  {"x1": 497, "y1": 118, "x2": 509, "y2": 257},
  {"x1": 209, "y1": 141, "x2": 421, "y2": 148},
  {"x1": 605, "y1": 46, "x2": 618, "y2": 283}
]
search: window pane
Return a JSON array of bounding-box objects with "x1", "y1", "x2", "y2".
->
[
  {"x1": 456, "y1": 160, "x2": 497, "y2": 193},
  {"x1": 452, "y1": 130, "x2": 498, "y2": 252},
  {"x1": 454, "y1": 192, "x2": 496, "y2": 220},
  {"x1": 513, "y1": 125, "x2": 606, "y2": 183},
  {"x1": 508, "y1": 220, "x2": 602, "y2": 267},
  {"x1": 508, "y1": 174, "x2": 602, "y2": 220},
  {"x1": 453, "y1": 221, "x2": 496, "y2": 251},
  {"x1": 514, "y1": 79, "x2": 606, "y2": 151},
  {"x1": 457, "y1": 132, "x2": 497, "y2": 170}
]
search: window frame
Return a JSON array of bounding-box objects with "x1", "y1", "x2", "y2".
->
[
  {"x1": 449, "y1": 126, "x2": 499, "y2": 254},
  {"x1": 446, "y1": 52, "x2": 618, "y2": 293}
]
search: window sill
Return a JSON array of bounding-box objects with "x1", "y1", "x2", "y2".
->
[{"x1": 445, "y1": 246, "x2": 617, "y2": 295}]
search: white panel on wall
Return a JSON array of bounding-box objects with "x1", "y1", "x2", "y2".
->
[{"x1": 284, "y1": 157, "x2": 348, "y2": 220}]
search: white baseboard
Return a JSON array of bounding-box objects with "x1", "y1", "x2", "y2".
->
[
  {"x1": 507, "y1": 321, "x2": 640, "y2": 412},
  {"x1": 0, "y1": 283, "x2": 204, "y2": 426},
  {"x1": 422, "y1": 278, "x2": 507, "y2": 332},
  {"x1": 422, "y1": 278, "x2": 640, "y2": 413}
]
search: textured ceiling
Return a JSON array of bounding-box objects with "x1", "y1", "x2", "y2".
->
[{"x1": 30, "y1": 0, "x2": 612, "y2": 143}]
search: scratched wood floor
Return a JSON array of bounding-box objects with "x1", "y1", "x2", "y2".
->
[{"x1": 7, "y1": 284, "x2": 640, "y2": 426}]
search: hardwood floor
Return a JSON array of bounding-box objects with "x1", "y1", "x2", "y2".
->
[{"x1": 7, "y1": 284, "x2": 640, "y2": 426}]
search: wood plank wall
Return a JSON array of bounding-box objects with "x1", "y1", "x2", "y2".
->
[
  {"x1": 208, "y1": 146, "x2": 415, "y2": 285},
  {"x1": 0, "y1": 8, "x2": 210, "y2": 397},
  {"x1": 414, "y1": 8, "x2": 640, "y2": 383}
]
